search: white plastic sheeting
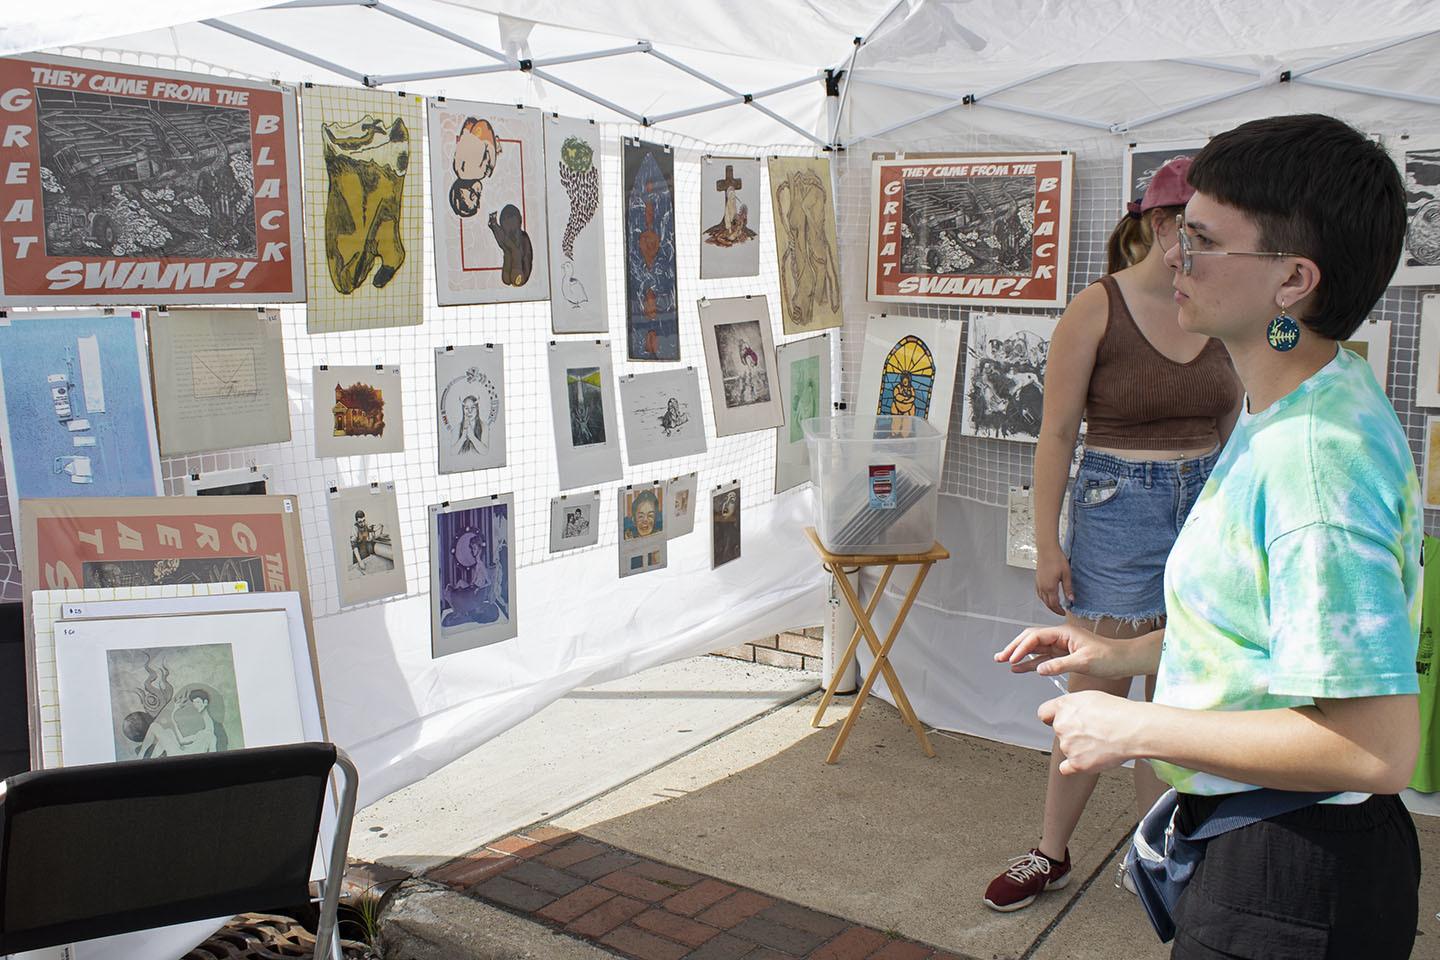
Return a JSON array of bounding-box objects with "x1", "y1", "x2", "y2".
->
[{"x1": 320, "y1": 490, "x2": 827, "y2": 809}]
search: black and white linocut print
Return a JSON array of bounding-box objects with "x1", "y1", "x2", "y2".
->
[
  {"x1": 960, "y1": 312, "x2": 1057, "y2": 443},
  {"x1": 36, "y1": 89, "x2": 256, "y2": 259},
  {"x1": 900, "y1": 176, "x2": 1035, "y2": 277}
]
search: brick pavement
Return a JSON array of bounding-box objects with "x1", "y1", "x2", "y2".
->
[{"x1": 421, "y1": 827, "x2": 967, "y2": 960}]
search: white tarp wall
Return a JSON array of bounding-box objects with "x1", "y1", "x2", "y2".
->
[{"x1": 832, "y1": 12, "x2": 1440, "y2": 749}]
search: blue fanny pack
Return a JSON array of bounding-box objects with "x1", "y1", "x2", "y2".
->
[{"x1": 1125, "y1": 787, "x2": 1337, "y2": 943}]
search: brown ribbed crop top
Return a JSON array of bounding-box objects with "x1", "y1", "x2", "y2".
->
[{"x1": 1084, "y1": 276, "x2": 1242, "y2": 451}]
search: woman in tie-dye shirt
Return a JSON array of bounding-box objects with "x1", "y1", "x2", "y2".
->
[{"x1": 998, "y1": 114, "x2": 1421, "y2": 959}]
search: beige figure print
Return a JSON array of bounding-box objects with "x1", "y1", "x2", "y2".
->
[{"x1": 770, "y1": 157, "x2": 842, "y2": 333}]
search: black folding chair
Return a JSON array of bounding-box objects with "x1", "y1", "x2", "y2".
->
[{"x1": 0, "y1": 742, "x2": 358, "y2": 958}]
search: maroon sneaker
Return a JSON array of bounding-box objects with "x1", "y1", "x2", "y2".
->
[{"x1": 982, "y1": 848, "x2": 1072, "y2": 912}]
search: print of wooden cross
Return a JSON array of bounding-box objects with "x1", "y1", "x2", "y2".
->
[{"x1": 715, "y1": 164, "x2": 742, "y2": 193}]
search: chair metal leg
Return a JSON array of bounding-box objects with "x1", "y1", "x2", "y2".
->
[{"x1": 314, "y1": 747, "x2": 359, "y2": 960}]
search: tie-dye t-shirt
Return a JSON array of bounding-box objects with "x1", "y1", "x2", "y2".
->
[{"x1": 1151, "y1": 346, "x2": 1422, "y2": 798}]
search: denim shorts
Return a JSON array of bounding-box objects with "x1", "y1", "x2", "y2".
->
[{"x1": 1062, "y1": 448, "x2": 1218, "y2": 624}]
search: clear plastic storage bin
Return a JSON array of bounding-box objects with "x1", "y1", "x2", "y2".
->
[{"x1": 802, "y1": 415, "x2": 944, "y2": 555}]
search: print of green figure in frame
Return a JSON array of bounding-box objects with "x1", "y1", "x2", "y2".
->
[
  {"x1": 323, "y1": 115, "x2": 410, "y2": 294},
  {"x1": 788, "y1": 355, "x2": 820, "y2": 443},
  {"x1": 107, "y1": 644, "x2": 244, "y2": 762},
  {"x1": 878, "y1": 335, "x2": 935, "y2": 418}
]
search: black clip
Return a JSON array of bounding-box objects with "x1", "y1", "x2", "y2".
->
[
  {"x1": 370, "y1": 481, "x2": 379, "y2": 489},
  {"x1": 743, "y1": 93, "x2": 753, "y2": 104},
  {"x1": 962, "y1": 93, "x2": 975, "y2": 105},
  {"x1": 375, "y1": 363, "x2": 384, "y2": 370},
  {"x1": 1279, "y1": 70, "x2": 1292, "y2": 83},
  {"x1": 519, "y1": 58, "x2": 533, "y2": 71},
  {"x1": 319, "y1": 364, "x2": 329, "y2": 371},
  {"x1": 328, "y1": 486, "x2": 338, "y2": 494},
  {"x1": 441, "y1": 500, "x2": 451, "y2": 508},
  {"x1": 190, "y1": 472, "x2": 201, "y2": 480}
]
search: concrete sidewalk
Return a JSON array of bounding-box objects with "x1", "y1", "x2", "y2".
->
[{"x1": 372, "y1": 655, "x2": 1440, "y2": 959}]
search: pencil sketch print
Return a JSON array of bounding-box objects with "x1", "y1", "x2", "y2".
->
[
  {"x1": 107, "y1": 644, "x2": 244, "y2": 761},
  {"x1": 1403, "y1": 145, "x2": 1440, "y2": 268},
  {"x1": 961, "y1": 313, "x2": 1055, "y2": 443}
]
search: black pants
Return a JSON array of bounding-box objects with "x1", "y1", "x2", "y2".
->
[{"x1": 1170, "y1": 792, "x2": 1420, "y2": 959}]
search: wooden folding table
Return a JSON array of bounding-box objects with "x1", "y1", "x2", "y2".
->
[{"x1": 805, "y1": 527, "x2": 949, "y2": 764}]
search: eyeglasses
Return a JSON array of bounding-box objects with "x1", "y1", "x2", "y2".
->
[{"x1": 1174, "y1": 213, "x2": 1300, "y2": 276}]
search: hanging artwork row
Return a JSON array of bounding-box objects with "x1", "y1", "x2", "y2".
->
[{"x1": 867, "y1": 152, "x2": 1074, "y2": 309}]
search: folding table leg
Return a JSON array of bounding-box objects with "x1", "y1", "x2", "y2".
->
[
  {"x1": 825, "y1": 561, "x2": 937, "y2": 763},
  {"x1": 812, "y1": 563, "x2": 894, "y2": 728}
]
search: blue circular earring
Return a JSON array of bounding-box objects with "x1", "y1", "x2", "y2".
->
[{"x1": 1267, "y1": 310, "x2": 1300, "y2": 352}]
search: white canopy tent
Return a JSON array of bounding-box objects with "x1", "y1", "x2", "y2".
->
[{"x1": 6, "y1": 3, "x2": 1440, "y2": 956}]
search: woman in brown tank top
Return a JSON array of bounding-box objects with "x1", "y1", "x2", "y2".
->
[{"x1": 983, "y1": 158, "x2": 1243, "y2": 912}]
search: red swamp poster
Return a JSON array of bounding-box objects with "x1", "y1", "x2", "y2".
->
[
  {"x1": 0, "y1": 54, "x2": 305, "y2": 305},
  {"x1": 868, "y1": 153, "x2": 1074, "y2": 309}
]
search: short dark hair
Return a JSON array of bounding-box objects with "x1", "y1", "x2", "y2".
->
[
  {"x1": 1186, "y1": 114, "x2": 1403, "y2": 340},
  {"x1": 186, "y1": 689, "x2": 210, "y2": 705}
]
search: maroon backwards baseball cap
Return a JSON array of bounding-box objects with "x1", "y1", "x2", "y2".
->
[{"x1": 1138, "y1": 156, "x2": 1196, "y2": 212}]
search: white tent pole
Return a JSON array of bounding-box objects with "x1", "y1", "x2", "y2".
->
[
  {"x1": 645, "y1": 76, "x2": 816, "y2": 126},
  {"x1": 530, "y1": 66, "x2": 645, "y2": 122},
  {"x1": 831, "y1": 0, "x2": 908, "y2": 71},
  {"x1": 1289, "y1": 29, "x2": 1440, "y2": 77},
  {"x1": 842, "y1": 95, "x2": 965, "y2": 147},
  {"x1": 1113, "y1": 76, "x2": 1274, "y2": 132},
  {"x1": 200, "y1": 18, "x2": 369, "y2": 82},
  {"x1": 1170, "y1": 58, "x2": 1264, "y2": 76},
  {"x1": 531, "y1": 43, "x2": 648, "y2": 68},
  {"x1": 368, "y1": 43, "x2": 647, "y2": 86},
  {"x1": 1290, "y1": 74, "x2": 1440, "y2": 107},
  {"x1": 264, "y1": 0, "x2": 373, "y2": 8},
  {"x1": 831, "y1": 39, "x2": 861, "y2": 147},
  {"x1": 644, "y1": 46, "x2": 827, "y2": 148},
  {"x1": 367, "y1": 63, "x2": 514, "y2": 85},
  {"x1": 974, "y1": 64, "x2": 1073, "y2": 100},
  {"x1": 370, "y1": 2, "x2": 516, "y2": 66},
  {"x1": 975, "y1": 100, "x2": 1112, "y2": 131}
]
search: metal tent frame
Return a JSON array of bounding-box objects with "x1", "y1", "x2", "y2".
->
[{"x1": 135, "y1": 1, "x2": 1440, "y2": 152}]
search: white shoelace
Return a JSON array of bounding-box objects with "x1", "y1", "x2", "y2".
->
[{"x1": 1004, "y1": 851, "x2": 1054, "y2": 883}]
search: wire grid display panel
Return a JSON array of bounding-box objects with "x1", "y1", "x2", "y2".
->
[
  {"x1": 154, "y1": 111, "x2": 818, "y2": 618},
  {"x1": 833, "y1": 131, "x2": 1440, "y2": 538}
]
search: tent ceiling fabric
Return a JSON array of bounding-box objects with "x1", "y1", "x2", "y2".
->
[{"x1": 11, "y1": 0, "x2": 1440, "y2": 146}]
